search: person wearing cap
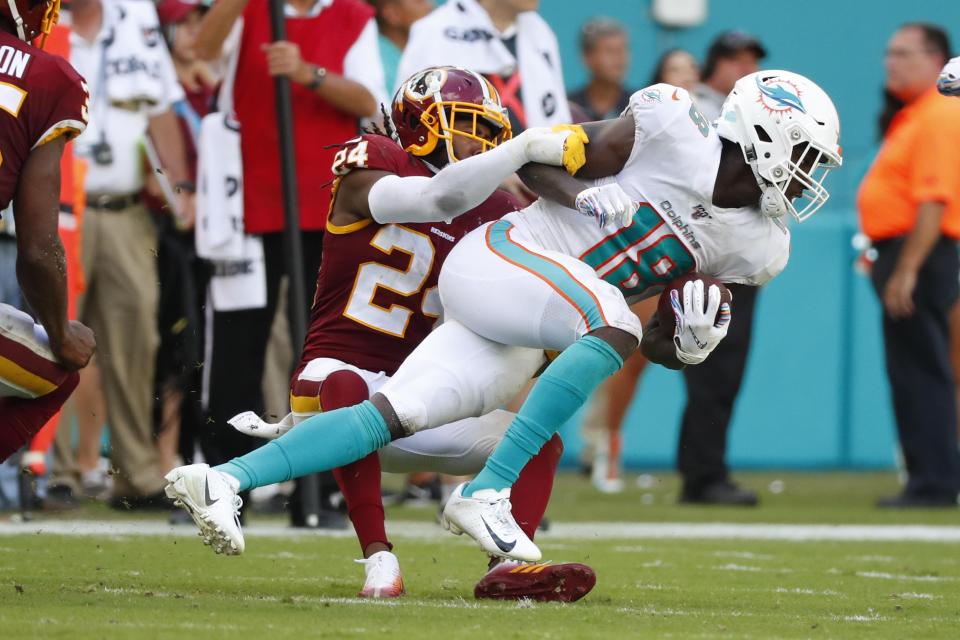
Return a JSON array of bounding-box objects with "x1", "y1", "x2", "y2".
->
[
  {"x1": 677, "y1": 31, "x2": 766, "y2": 506},
  {"x1": 693, "y1": 30, "x2": 766, "y2": 121},
  {"x1": 49, "y1": 0, "x2": 194, "y2": 509},
  {"x1": 159, "y1": 0, "x2": 218, "y2": 119},
  {"x1": 859, "y1": 23, "x2": 960, "y2": 508},
  {"x1": 568, "y1": 17, "x2": 633, "y2": 122}
]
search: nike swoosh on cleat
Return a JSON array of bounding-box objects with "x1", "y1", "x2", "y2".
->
[
  {"x1": 204, "y1": 477, "x2": 219, "y2": 507},
  {"x1": 480, "y1": 516, "x2": 516, "y2": 553}
]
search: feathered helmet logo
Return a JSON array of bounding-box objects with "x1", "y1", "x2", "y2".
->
[{"x1": 755, "y1": 76, "x2": 805, "y2": 115}]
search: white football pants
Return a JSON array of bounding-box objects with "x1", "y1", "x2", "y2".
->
[
  {"x1": 380, "y1": 220, "x2": 642, "y2": 434},
  {"x1": 294, "y1": 357, "x2": 520, "y2": 475}
]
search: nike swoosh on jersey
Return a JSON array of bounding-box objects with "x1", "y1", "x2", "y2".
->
[
  {"x1": 481, "y1": 516, "x2": 517, "y2": 553},
  {"x1": 671, "y1": 88, "x2": 680, "y2": 101},
  {"x1": 204, "y1": 478, "x2": 219, "y2": 507}
]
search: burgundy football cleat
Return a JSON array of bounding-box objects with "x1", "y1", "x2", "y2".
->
[{"x1": 474, "y1": 561, "x2": 597, "y2": 602}]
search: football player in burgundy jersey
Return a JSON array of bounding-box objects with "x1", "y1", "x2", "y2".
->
[
  {"x1": 174, "y1": 66, "x2": 596, "y2": 602},
  {"x1": 0, "y1": 0, "x2": 96, "y2": 460}
]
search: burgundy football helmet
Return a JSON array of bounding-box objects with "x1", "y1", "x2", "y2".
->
[
  {"x1": 0, "y1": 0, "x2": 60, "y2": 45},
  {"x1": 392, "y1": 66, "x2": 512, "y2": 165}
]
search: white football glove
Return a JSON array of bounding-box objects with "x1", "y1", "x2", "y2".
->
[
  {"x1": 938, "y1": 56, "x2": 960, "y2": 97},
  {"x1": 517, "y1": 124, "x2": 589, "y2": 174},
  {"x1": 228, "y1": 411, "x2": 296, "y2": 439},
  {"x1": 574, "y1": 183, "x2": 637, "y2": 228},
  {"x1": 670, "y1": 279, "x2": 732, "y2": 365}
]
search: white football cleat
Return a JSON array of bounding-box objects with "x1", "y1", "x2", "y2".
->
[
  {"x1": 440, "y1": 483, "x2": 541, "y2": 562},
  {"x1": 164, "y1": 464, "x2": 245, "y2": 555},
  {"x1": 355, "y1": 551, "x2": 405, "y2": 598},
  {"x1": 228, "y1": 411, "x2": 295, "y2": 440}
]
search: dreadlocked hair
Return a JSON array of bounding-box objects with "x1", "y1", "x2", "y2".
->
[{"x1": 360, "y1": 103, "x2": 397, "y2": 140}]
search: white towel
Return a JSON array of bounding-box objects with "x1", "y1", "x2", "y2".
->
[
  {"x1": 196, "y1": 112, "x2": 244, "y2": 260},
  {"x1": 196, "y1": 111, "x2": 266, "y2": 311},
  {"x1": 102, "y1": 0, "x2": 181, "y2": 110},
  {"x1": 208, "y1": 235, "x2": 267, "y2": 312},
  {"x1": 396, "y1": 0, "x2": 570, "y2": 128}
]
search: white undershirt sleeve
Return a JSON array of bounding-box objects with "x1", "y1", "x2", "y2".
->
[{"x1": 367, "y1": 134, "x2": 531, "y2": 224}]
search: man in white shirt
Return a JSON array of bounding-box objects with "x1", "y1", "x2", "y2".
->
[
  {"x1": 50, "y1": 0, "x2": 194, "y2": 510},
  {"x1": 397, "y1": 0, "x2": 570, "y2": 132}
]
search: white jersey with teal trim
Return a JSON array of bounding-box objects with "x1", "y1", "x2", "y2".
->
[{"x1": 503, "y1": 84, "x2": 791, "y2": 299}]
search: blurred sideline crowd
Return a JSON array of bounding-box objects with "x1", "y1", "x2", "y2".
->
[{"x1": 2, "y1": 0, "x2": 960, "y2": 518}]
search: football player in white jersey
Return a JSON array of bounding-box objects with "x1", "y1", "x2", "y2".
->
[
  {"x1": 165, "y1": 70, "x2": 841, "y2": 563},
  {"x1": 939, "y1": 56, "x2": 960, "y2": 96}
]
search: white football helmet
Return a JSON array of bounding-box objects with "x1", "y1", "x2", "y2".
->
[
  {"x1": 938, "y1": 56, "x2": 960, "y2": 97},
  {"x1": 716, "y1": 70, "x2": 842, "y2": 222}
]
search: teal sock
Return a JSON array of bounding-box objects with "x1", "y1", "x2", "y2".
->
[
  {"x1": 465, "y1": 335, "x2": 623, "y2": 496},
  {"x1": 216, "y1": 400, "x2": 391, "y2": 491}
]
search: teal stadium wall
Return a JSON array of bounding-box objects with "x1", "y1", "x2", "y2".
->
[{"x1": 501, "y1": 0, "x2": 960, "y2": 469}]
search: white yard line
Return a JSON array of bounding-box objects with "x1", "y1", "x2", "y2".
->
[{"x1": 2, "y1": 519, "x2": 960, "y2": 542}]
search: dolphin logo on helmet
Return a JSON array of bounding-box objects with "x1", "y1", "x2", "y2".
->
[{"x1": 756, "y1": 77, "x2": 806, "y2": 114}]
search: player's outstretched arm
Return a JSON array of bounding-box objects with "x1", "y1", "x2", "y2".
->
[
  {"x1": 518, "y1": 115, "x2": 635, "y2": 197},
  {"x1": 516, "y1": 161, "x2": 584, "y2": 210},
  {"x1": 519, "y1": 115, "x2": 639, "y2": 227},
  {"x1": 13, "y1": 137, "x2": 95, "y2": 371},
  {"x1": 575, "y1": 116, "x2": 637, "y2": 180},
  {"x1": 356, "y1": 127, "x2": 587, "y2": 226}
]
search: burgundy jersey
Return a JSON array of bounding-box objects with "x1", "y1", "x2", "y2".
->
[
  {"x1": 0, "y1": 31, "x2": 88, "y2": 212},
  {"x1": 298, "y1": 134, "x2": 521, "y2": 377}
]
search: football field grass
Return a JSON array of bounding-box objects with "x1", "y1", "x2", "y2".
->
[{"x1": 2, "y1": 472, "x2": 959, "y2": 639}]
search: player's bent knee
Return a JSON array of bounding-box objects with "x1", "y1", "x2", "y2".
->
[
  {"x1": 291, "y1": 358, "x2": 375, "y2": 419},
  {"x1": 318, "y1": 370, "x2": 369, "y2": 411}
]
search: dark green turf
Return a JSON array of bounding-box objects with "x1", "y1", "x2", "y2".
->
[{"x1": 1, "y1": 472, "x2": 959, "y2": 639}]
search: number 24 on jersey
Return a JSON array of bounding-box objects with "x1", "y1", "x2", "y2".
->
[{"x1": 332, "y1": 140, "x2": 369, "y2": 175}]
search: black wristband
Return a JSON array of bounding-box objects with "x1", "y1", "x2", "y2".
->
[{"x1": 307, "y1": 65, "x2": 327, "y2": 91}]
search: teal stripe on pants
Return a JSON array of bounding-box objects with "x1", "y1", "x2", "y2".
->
[{"x1": 486, "y1": 220, "x2": 606, "y2": 331}]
